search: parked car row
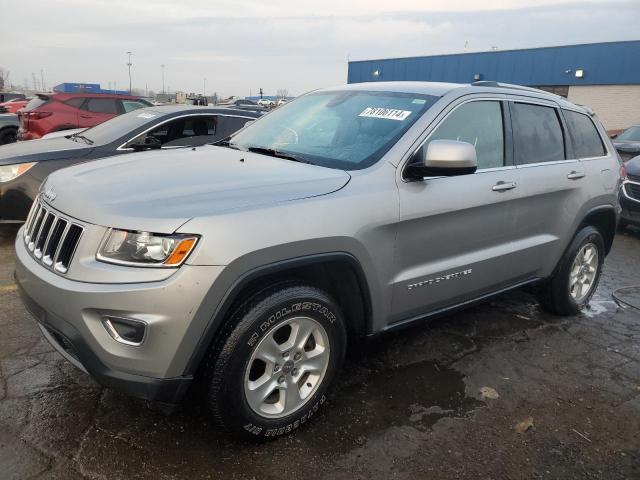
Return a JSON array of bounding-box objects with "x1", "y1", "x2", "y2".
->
[
  {"x1": 0, "y1": 105, "x2": 260, "y2": 222},
  {"x1": 8, "y1": 80, "x2": 623, "y2": 440}
]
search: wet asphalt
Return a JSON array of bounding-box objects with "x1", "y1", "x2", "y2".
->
[{"x1": 1, "y1": 224, "x2": 639, "y2": 479}]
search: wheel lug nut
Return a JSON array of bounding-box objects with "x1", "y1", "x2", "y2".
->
[
  {"x1": 278, "y1": 375, "x2": 285, "y2": 383},
  {"x1": 294, "y1": 353, "x2": 301, "y2": 361},
  {"x1": 283, "y1": 351, "x2": 289, "y2": 358},
  {"x1": 274, "y1": 364, "x2": 280, "y2": 372},
  {"x1": 292, "y1": 368, "x2": 298, "y2": 376}
]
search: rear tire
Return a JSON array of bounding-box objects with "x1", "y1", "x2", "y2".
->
[
  {"x1": 0, "y1": 128, "x2": 17, "y2": 145},
  {"x1": 538, "y1": 226, "x2": 604, "y2": 316},
  {"x1": 205, "y1": 283, "x2": 347, "y2": 440}
]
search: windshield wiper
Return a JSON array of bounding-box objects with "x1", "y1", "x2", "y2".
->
[
  {"x1": 70, "y1": 133, "x2": 94, "y2": 145},
  {"x1": 246, "y1": 146, "x2": 314, "y2": 165},
  {"x1": 213, "y1": 138, "x2": 244, "y2": 150}
]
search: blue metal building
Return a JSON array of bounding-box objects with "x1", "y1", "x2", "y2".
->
[
  {"x1": 347, "y1": 40, "x2": 640, "y2": 130},
  {"x1": 53, "y1": 83, "x2": 130, "y2": 95}
]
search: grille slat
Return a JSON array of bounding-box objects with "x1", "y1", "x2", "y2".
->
[
  {"x1": 628, "y1": 173, "x2": 640, "y2": 183},
  {"x1": 24, "y1": 198, "x2": 83, "y2": 275},
  {"x1": 626, "y1": 182, "x2": 640, "y2": 201}
]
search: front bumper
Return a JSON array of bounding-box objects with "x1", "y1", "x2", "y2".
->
[{"x1": 15, "y1": 228, "x2": 224, "y2": 403}]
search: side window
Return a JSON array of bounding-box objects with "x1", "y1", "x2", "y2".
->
[
  {"x1": 216, "y1": 116, "x2": 255, "y2": 140},
  {"x1": 121, "y1": 100, "x2": 148, "y2": 113},
  {"x1": 418, "y1": 101, "x2": 505, "y2": 170},
  {"x1": 64, "y1": 97, "x2": 85, "y2": 109},
  {"x1": 84, "y1": 98, "x2": 118, "y2": 114},
  {"x1": 563, "y1": 110, "x2": 606, "y2": 158},
  {"x1": 511, "y1": 103, "x2": 565, "y2": 165}
]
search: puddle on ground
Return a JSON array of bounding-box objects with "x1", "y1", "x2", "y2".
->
[{"x1": 295, "y1": 359, "x2": 482, "y2": 453}]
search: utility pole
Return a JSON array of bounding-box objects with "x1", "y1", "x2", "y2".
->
[
  {"x1": 126, "y1": 51, "x2": 133, "y2": 93},
  {"x1": 161, "y1": 64, "x2": 165, "y2": 94},
  {"x1": 40, "y1": 69, "x2": 45, "y2": 91},
  {"x1": 203, "y1": 77, "x2": 206, "y2": 97}
]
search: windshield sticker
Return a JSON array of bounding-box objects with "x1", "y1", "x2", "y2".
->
[
  {"x1": 412, "y1": 99, "x2": 427, "y2": 104},
  {"x1": 137, "y1": 113, "x2": 156, "y2": 119},
  {"x1": 359, "y1": 107, "x2": 412, "y2": 121}
]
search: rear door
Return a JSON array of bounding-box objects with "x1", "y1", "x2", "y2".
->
[
  {"x1": 78, "y1": 97, "x2": 120, "y2": 127},
  {"x1": 507, "y1": 98, "x2": 588, "y2": 279},
  {"x1": 392, "y1": 96, "x2": 522, "y2": 323}
]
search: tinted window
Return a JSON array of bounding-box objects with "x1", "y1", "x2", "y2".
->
[
  {"x1": 84, "y1": 98, "x2": 118, "y2": 114},
  {"x1": 65, "y1": 97, "x2": 85, "y2": 109},
  {"x1": 417, "y1": 101, "x2": 504, "y2": 169},
  {"x1": 564, "y1": 110, "x2": 605, "y2": 158},
  {"x1": 230, "y1": 90, "x2": 438, "y2": 170},
  {"x1": 122, "y1": 100, "x2": 148, "y2": 113},
  {"x1": 511, "y1": 103, "x2": 565, "y2": 165}
]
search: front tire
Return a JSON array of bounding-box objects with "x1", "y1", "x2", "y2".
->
[
  {"x1": 0, "y1": 128, "x2": 17, "y2": 145},
  {"x1": 538, "y1": 226, "x2": 605, "y2": 315},
  {"x1": 205, "y1": 284, "x2": 347, "y2": 440}
]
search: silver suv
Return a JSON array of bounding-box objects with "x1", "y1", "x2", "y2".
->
[{"x1": 15, "y1": 81, "x2": 621, "y2": 439}]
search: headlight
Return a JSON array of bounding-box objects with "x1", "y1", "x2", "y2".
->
[
  {"x1": 0, "y1": 162, "x2": 37, "y2": 183},
  {"x1": 97, "y1": 229, "x2": 198, "y2": 267}
]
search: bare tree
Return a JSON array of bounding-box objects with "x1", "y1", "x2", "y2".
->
[
  {"x1": 276, "y1": 88, "x2": 288, "y2": 99},
  {"x1": 0, "y1": 67, "x2": 10, "y2": 91}
]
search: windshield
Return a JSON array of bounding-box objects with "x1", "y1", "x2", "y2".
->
[
  {"x1": 77, "y1": 108, "x2": 163, "y2": 145},
  {"x1": 228, "y1": 90, "x2": 438, "y2": 170},
  {"x1": 617, "y1": 126, "x2": 640, "y2": 142}
]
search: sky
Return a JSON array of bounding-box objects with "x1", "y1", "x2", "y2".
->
[{"x1": 0, "y1": 0, "x2": 638, "y2": 98}]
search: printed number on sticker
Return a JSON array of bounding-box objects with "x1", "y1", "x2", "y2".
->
[{"x1": 359, "y1": 107, "x2": 412, "y2": 121}]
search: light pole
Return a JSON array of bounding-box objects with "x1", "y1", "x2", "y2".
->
[
  {"x1": 203, "y1": 77, "x2": 206, "y2": 97},
  {"x1": 126, "y1": 51, "x2": 133, "y2": 93},
  {"x1": 161, "y1": 64, "x2": 165, "y2": 94}
]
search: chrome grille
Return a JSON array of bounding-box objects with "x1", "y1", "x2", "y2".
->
[
  {"x1": 23, "y1": 199, "x2": 84, "y2": 274},
  {"x1": 625, "y1": 182, "x2": 640, "y2": 201}
]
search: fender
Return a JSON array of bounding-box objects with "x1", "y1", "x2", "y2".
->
[{"x1": 182, "y1": 252, "x2": 372, "y2": 376}]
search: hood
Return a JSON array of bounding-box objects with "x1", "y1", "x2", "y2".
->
[
  {"x1": 626, "y1": 155, "x2": 640, "y2": 176},
  {"x1": 42, "y1": 145, "x2": 351, "y2": 232},
  {"x1": 613, "y1": 140, "x2": 640, "y2": 152},
  {"x1": 0, "y1": 136, "x2": 91, "y2": 165}
]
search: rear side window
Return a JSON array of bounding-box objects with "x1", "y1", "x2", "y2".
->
[
  {"x1": 563, "y1": 110, "x2": 605, "y2": 158},
  {"x1": 64, "y1": 97, "x2": 85, "y2": 109},
  {"x1": 511, "y1": 103, "x2": 565, "y2": 165},
  {"x1": 418, "y1": 100, "x2": 505, "y2": 169},
  {"x1": 83, "y1": 98, "x2": 118, "y2": 114}
]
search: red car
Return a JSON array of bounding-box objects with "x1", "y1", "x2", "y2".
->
[
  {"x1": 0, "y1": 98, "x2": 29, "y2": 114},
  {"x1": 18, "y1": 93, "x2": 152, "y2": 140}
]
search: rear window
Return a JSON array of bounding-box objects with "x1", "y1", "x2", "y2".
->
[
  {"x1": 511, "y1": 102, "x2": 565, "y2": 165},
  {"x1": 563, "y1": 110, "x2": 606, "y2": 158},
  {"x1": 79, "y1": 109, "x2": 161, "y2": 145},
  {"x1": 64, "y1": 97, "x2": 85, "y2": 109},
  {"x1": 23, "y1": 96, "x2": 50, "y2": 111}
]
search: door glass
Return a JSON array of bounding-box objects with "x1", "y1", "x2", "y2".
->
[
  {"x1": 417, "y1": 101, "x2": 504, "y2": 169},
  {"x1": 511, "y1": 103, "x2": 565, "y2": 164},
  {"x1": 563, "y1": 110, "x2": 605, "y2": 159}
]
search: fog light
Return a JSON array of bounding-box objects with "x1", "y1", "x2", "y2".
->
[{"x1": 101, "y1": 316, "x2": 147, "y2": 346}]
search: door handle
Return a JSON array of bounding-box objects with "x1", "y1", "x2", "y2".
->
[
  {"x1": 492, "y1": 181, "x2": 517, "y2": 192},
  {"x1": 567, "y1": 171, "x2": 585, "y2": 180},
  {"x1": 80, "y1": 114, "x2": 92, "y2": 119}
]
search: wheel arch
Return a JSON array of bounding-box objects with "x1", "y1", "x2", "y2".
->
[
  {"x1": 578, "y1": 204, "x2": 617, "y2": 255},
  {"x1": 183, "y1": 252, "x2": 373, "y2": 376}
]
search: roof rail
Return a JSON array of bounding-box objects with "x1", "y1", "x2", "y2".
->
[{"x1": 471, "y1": 81, "x2": 561, "y2": 98}]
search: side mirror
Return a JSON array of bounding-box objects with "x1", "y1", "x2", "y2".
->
[{"x1": 405, "y1": 139, "x2": 478, "y2": 180}]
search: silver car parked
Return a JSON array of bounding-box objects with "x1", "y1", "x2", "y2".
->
[{"x1": 15, "y1": 81, "x2": 620, "y2": 439}]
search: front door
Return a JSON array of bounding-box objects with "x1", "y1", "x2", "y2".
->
[{"x1": 391, "y1": 98, "x2": 522, "y2": 324}]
